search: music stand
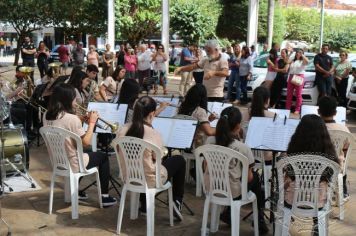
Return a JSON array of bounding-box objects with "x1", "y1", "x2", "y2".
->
[
  {"x1": 80, "y1": 102, "x2": 128, "y2": 196},
  {"x1": 152, "y1": 116, "x2": 198, "y2": 216}
]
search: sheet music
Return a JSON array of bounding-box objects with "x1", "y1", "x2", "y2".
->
[
  {"x1": 157, "y1": 105, "x2": 178, "y2": 118},
  {"x1": 208, "y1": 102, "x2": 232, "y2": 127},
  {"x1": 153, "y1": 96, "x2": 180, "y2": 106},
  {"x1": 245, "y1": 117, "x2": 300, "y2": 151},
  {"x1": 83, "y1": 102, "x2": 128, "y2": 133},
  {"x1": 301, "y1": 105, "x2": 346, "y2": 125},
  {"x1": 152, "y1": 117, "x2": 198, "y2": 149},
  {"x1": 268, "y1": 109, "x2": 290, "y2": 118}
]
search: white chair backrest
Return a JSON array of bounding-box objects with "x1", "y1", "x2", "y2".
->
[
  {"x1": 40, "y1": 126, "x2": 86, "y2": 173},
  {"x1": 329, "y1": 130, "x2": 356, "y2": 174},
  {"x1": 195, "y1": 144, "x2": 249, "y2": 202},
  {"x1": 276, "y1": 154, "x2": 339, "y2": 218},
  {"x1": 113, "y1": 136, "x2": 164, "y2": 190}
]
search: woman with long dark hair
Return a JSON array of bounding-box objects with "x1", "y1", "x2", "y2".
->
[
  {"x1": 118, "y1": 79, "x2": 141, "y2": 123},
  {"x1": 205, "y1": 106, "x2": 269, "y2": 234},
  {"x1": 116, "y1": 96, "x2": 186, "y2": 219},
  {"x1": 264, "y1": 48, "x2": 278, "y2": 90},
  {"x1": 67, "y1": 70, "x2": 91, "y2": 107},
  {"x1": 239, "y1": 46, "x2": 253, "y2": 103},
  {"x1": 43, "y1": 83, "x2": 117, "y2": 206},
  {"x1": 152, "y1": 44, "x2": 168, "y2": 95},
  {"x1": 178, "y1": 84, "x2": 215, "y2": 148},
  {"x1": 269, "y1": 48, "x2": 290, "y2": 108},
  {"x1": 285, "y1": 114, "x2": 339, "y2": 235},
  {"x1": 99, "y1": 66, "x2": 126, "y2": 102},
  {"x1": 249, "y1": 86, "x2": 275, "y2": 119},
  {"x1": 286, "y1": 49, "x2": 309, "y2": 114}
]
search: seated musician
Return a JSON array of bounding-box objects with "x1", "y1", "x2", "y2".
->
[
  {"x1": 99, "y1": 66, "x2": 125, "y2": 102},
  {"x1": 43, "y1": 83, "x2": 117, "y2": 206},
  {"x1": 318, "y1": 96, "x2": 350, "y2": 199},
  {"x1": 203, "y1": 106, "x2": 269, "y2": 234},
  {"x1": 284, "y1": 114, "x2": 339, "y2": 235},
  {"x1": 178, "y1": 84, "x2": 215, "y2": 148},
  {"x1": 1, "y1": 66, "x2": 35, "y2": 139},
  {"x1": 67, "y1": 71, "x2": 91, "y2": 109},
  {"x1": 115, "y1": 96, "x2": 186, "y2": 219},
  {"x1": 85, "y1": 64, "x2": 102, "y2": 101},
  {"x1": 117, "y1": 79, "x2": 140, "y2": 123}
]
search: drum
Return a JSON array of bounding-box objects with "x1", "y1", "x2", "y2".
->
[{"x1": 0, "y1": 127, "x2": 29, "y2": 174}]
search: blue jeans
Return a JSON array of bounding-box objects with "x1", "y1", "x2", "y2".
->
[
  {"x1": 240, "y1": 75, "x2": 248, "y2": 101},
  {"x1": 227, "y1": 70, "x2": 240, "y2": 100},
  {"x1": 317, "y1": 76, "x2": 333, "y2": 96}
]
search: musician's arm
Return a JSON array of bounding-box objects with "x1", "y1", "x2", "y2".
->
[
  {"x1": 81, "y1": 112, "x2": 98, "y2": 146},
  {"x1": 99, "y1": 84, "x2": 108, "y2": 102}
]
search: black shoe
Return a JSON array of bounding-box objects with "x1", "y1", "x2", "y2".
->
[
  {"x1": 220, "y1": 207, "x2": 231, "y2": 225},
  {"x1": 173, "y1": 200, "x2": 183, "y2": 221},
  {"x1": 102, "y1": 195, "x2": 117, "y2": 207},
  {"x1": 78, "y1": 191, "x2": 89, "y2": 200},
  {"x1": 258, "y1": 220, "x2": 269, "y2": 235}
]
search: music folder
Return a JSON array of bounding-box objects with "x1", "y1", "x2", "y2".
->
[
  {"x1": 245, "y1": 116, "x2": 300, "y2": 152},
  {"x1": 208, "y1": 102, "x2": 232, "y2": 127},
  {"x1": 301, "y1": 105, "x2": 346, "y2": 125},
  {"x1": 152, "y1": 117, "x2": 198, "y2": 149},
  {"x1": 83, "y1": 102, "x2": 128, "y2": 133}
]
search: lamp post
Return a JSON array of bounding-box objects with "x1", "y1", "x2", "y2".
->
[
  {"x1": 319, "y1": 0, "x2": 325, "y2": 52},
  {"x1": 162, "y1": 0, "x2": 169, "y2": 72},
  {"x1": 108, "y1": 0, "x2": 115, "y2": 48}
]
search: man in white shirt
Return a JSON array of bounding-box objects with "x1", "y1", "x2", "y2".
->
[{"x1": 137, "y1": 44, "x2": 152, "y2": 89}]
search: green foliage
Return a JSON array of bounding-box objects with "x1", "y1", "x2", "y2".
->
[
  {"x1": 52, "y1": 0, "x2": 107, "y2": 37},
  {"x1": 115, "y1": 0, "x2": 161, "y2": 44},
  {"x1": 216, "y1": 0, "x2": 249, "y2": 41},
  {"x1": 170, "y1": 2, "x2": 215, "y2": 45},
  {"x1": 258, "y1": 0, "x2": 286, "y2": 45}
]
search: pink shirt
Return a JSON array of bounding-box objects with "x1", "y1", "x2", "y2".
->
[{"x1": 124, "y1": 54, "x2": 137, "y2": 72}]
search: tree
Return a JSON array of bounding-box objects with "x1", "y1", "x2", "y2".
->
[
  {"x1": 216, "y1": 0, "x2": 249, "y2": 41},
  {"x1": 266, "y1": 0, "x2": 275, "y2": 48},
  {"x1": 0, "y1": 0, "x2": 53, "y2": 65},
  {"x1": 52, "y1": 0, "x2": 107, "y2": 39},
  {"x1": 115, "y1": 0, "x2": 161, "y2": 45},
  {"x1": 170, "y1": 2, "x2": 215, "y2": 45}
]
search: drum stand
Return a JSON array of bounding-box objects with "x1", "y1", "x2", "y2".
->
[{"x1": 0, "y1": 120, "x2": 12, "y2": 236}]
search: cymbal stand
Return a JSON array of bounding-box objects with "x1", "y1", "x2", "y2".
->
[
  {"x1": 6, "y1": 101, "x2": 15, "y2": 129},
  {"x1": 0, "y1": 119, "x2": 12, "y2": 236}
]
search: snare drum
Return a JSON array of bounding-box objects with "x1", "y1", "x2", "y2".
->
[{"x1": 0, "y1": 127, "x2": 29, "y2": 173}]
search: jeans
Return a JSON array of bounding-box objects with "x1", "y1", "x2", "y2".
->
[
  {"x1": 240, "y1": 75, "x2": 248, "y2": 101},
  {"x1": 227, "y1": 70, "x2": 240, "y2": 101},
  {"x1": 137, "y1": 69, "x2": 150, "y2": 87},
  {"x1": 336, "y1": 77, "x2": 349, "y2": 107},
  {"x1": 37, "y1": 60, "x2": 48, "y2": 78},
  {"x1": 317, "y1": 76, "x2": 333, "y2": 96},
  {"x1": 86, "y1": 152, "x2": 110, "y2": 194},
  {"x1": 286, "y1": 74, "x2": 304, "y2": 113}
]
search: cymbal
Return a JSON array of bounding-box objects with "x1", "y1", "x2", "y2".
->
[
  {"x1": 48, "y1": 62, "x2": 62, "y2": 67},
  {"x1": 19, "y1": 67, "x2": 34, "y2": 73}
]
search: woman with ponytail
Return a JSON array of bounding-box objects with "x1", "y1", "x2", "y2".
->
[
  {"x1": 44, "y1": 83, "x2": 117, "y2": 207},
  {"x1": 204, "y1": 106, "x2": 269, "y2": 234},
  {"x1": 116, "y1": 96, "x2": 186, "y2": 220}
]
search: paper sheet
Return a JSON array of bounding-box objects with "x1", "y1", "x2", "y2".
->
[
  {"x1": 84, "y1": 102, "x2": 128, "y2": 133},
  {"x1": 157, "y1": 105, "x2": 178, "y2": 118},
  {"x1": 208, "y1": 102, "x2": 232, "y2": 127},
  {"x1": 301, "y1": 105, "x2": 346, "y2": 125},
  {"x1": 152, "y1": 117, "x2": 198, "y2": 149},
  {"x1": 245, "y1": 117, "x2": 300, "y2": 151}
]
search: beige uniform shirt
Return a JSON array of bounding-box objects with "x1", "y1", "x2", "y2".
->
[
  {"x1": 204, "y1": 137, "x2": 255, "y2": 198},
  {"x1": 197, "y1": 55, "x2": 228, "y2": 98},
  {"x1": 190, "y1": 106, "x2": 209, "y2": 148},
  {"x1": 102, "y1": 76, "x2": 123, "y2": 100},
  {"x1": 116, "y1": 123, "x2": 168, "y2": 188},
  {"x1": 43, "y1": 112, "x2": 89, "y2": 173}
]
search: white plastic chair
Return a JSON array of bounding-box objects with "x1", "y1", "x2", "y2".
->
[
  {"x1": 195, "y1": 144, "x2": 259, "y2": 236},
  {"x1": 329, "y1": 130, "x2": 356, "y2": 220},
  {"x1": 40, "y1": 126, "x2": 103, "y2": 219},
  {"x1": 274, "y1": 154, "x2": 339, "y2": 236},
  {"x1": 113, "y1": 136, "x2": 176, "y2": 236},
  {"x1": 181, "y1": 150, "x2": 203, "y2": 197}
]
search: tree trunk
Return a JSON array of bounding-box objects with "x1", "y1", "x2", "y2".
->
[
  {"x1": 14, "y1": 34, "x2": 25, "y2": 66},
  {"x1": 267, "y1": 0, "x2": 275, "y2": 49}
]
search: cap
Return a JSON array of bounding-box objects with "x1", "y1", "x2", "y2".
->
[{"x1": 78, "y1": 42, "x2": 83, "y2": 45}]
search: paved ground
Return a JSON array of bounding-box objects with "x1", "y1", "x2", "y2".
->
[{"x1": 1, "y1": 63, "x2": 356, "y2": 235}]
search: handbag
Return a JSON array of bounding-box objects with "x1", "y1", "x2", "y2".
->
[{"x1": 290, "y1": 74, "x2": 304, "y2": 86}]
